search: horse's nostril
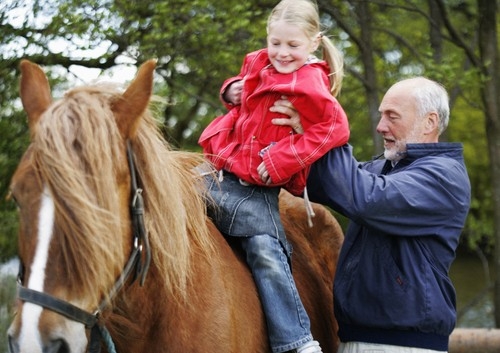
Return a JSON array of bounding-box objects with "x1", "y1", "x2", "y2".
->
[
  {"x1": 45, "y1": 339, "x2": 69, "y2": 353},
  {"x1": 8, "y1": 334, "x2": 19, "y2": 353}
]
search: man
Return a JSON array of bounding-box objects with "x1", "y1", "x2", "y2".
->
[{"x1": 271, "y1": 77, "x2": 471, "y2": 353}]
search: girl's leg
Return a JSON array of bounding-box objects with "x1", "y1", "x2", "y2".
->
[{"x1": 241, "y1": 234, "x2": 317, "y2": 353}]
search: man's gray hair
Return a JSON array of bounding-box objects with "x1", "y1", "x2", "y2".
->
[{"x1": 412, "y1": 77, "x2": 450, "y2": 135}]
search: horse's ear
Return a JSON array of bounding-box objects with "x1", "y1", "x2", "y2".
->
[
  {"x1": 113, "y1": 59, "x2": 157, "y2": 139},
  {"x1": 19, "y1": 60, "x2": 53, "y2": 136}
]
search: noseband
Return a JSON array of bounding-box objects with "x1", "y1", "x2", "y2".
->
[{"x1": 16, "y1": 140, "x2": 151, "y2": 353}]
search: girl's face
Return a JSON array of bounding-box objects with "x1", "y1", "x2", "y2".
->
[{"x1": 267, "y1": 20, "x2": 318, "y2": 74}]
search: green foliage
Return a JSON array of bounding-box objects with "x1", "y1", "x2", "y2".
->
[
  {"x1": 451, "y1": 97, "x2": 493, "y2": 252},
  {"x1": 0, "y1": 52, "x2": 29, "y2": 261},
  {"x1": 0, "y1": 211, "x2": 19, "y2": 263}
]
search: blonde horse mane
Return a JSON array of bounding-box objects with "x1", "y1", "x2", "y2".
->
[{"x1": 32, "y1": 83, "x2": 214, "y2": 306}]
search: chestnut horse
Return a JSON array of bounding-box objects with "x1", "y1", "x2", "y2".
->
[{"x1": 7, "y1": 59, "x2": 343, "y2": 353}]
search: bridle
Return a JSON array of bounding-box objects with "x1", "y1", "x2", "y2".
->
[{"x1": 15, "y1": 140, "x2": 151, "y2": 353}]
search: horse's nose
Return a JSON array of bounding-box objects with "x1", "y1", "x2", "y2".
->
[{"x1": 7, "y1": 335, "x2": 69, "y2": 353}]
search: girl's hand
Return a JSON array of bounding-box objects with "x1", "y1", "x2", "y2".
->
[
  {"x1": 223, "y1": 80, "x2": 244, "y2": 105},
  {"x1": 257, "y1": 161, "x2": 272, "y2": 185}
]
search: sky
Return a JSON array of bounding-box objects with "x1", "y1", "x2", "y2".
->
[{"x1": 4, "y1": 0, "x2": 137, "y2": 85}]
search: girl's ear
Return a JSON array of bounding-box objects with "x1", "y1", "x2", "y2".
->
[
  {"x1": 311, "y1": 33, "x2": 322, "y2": 52},
  {"x1": 312, "y1": 37, "x2": 320, "y2": 52}
]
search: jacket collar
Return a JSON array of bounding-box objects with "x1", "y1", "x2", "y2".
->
[{"x1": 373, "y1": 142, "x2": 464, "y2": 174}]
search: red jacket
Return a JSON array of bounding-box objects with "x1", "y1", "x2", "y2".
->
[{"x1": 199, "y1": 48, "x2": 350, "y2": 195}]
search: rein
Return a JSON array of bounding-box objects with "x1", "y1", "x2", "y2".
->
[{"x1": 16, "y1": 140, "x2": 151, "y2": 353}]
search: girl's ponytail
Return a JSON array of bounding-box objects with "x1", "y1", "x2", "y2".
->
[{"x1": 320, "y1": 34, "x2": 344, "y2": 97}]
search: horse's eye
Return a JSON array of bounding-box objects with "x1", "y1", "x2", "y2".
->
[
  {"x1": 7, "y1": 190, "x2": 20, "y2": 209},
  {"x1": 7, "y1": 190, "x2": 15, "y2": 203}
]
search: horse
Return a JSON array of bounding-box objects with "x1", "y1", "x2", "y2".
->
[{"x1": 7, "y1": 59, "x2": 344, "y2": 353}]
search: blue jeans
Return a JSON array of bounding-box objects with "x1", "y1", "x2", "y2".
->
[{"x1": 206, "y1": 172, "x2": 313, "y2": 353}]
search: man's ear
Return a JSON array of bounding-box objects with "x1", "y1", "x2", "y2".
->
[{"x1": 424, "y1": 112, "x2": 439, "y2": 134}]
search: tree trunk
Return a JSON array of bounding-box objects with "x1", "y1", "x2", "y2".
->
[
  {"x1": 355, "y1": 0, "x2": 382, "y2": 154},
  {"x1": 321, "y1": 0, "x2": 381, "y2": 155},
  {"x1": 427, "y1": 0, "x2": 449, "y2": 142},
  {"x1": 477, "y1": 0, "x2": 500, "y2": 327}
]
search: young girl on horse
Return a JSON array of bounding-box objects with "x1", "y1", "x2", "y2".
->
[{"x1": 199, "y1": 1, "x2": 349, "y2": 352}]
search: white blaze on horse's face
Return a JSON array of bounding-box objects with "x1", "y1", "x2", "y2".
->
[
  {"x1": 16, "y1": 187, "x2": 87, "y2": 353},
  {"x1": 17, "y1": 188, "x2": 53, "y2": 353}
]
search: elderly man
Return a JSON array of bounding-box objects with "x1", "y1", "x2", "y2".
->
[{"x1": 271, "y1": 77, "x2": 471, "y2": 353}]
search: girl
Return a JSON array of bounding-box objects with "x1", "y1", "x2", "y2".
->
[{"x1": 199, "y1": 1, "x2": 349, "y2": 352}]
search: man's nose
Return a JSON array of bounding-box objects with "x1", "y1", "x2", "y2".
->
[{"x1": 376, "y1": 118, "x2": 386, "y2": 134}]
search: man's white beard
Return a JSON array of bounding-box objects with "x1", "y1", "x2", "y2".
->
[
  {"x1": 383, "y1": 138, "x2": 409, "y2": 161},
  {"x1": 384, "y1": 126, "x2": 420, "y2": 161}
]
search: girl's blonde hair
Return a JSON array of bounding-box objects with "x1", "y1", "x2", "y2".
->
[{"x1": 267, "y1": 0, "x2": 344, "y2": 96}]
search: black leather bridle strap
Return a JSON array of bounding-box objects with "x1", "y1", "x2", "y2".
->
[
  {"x1": 126, "y1": 140, "x2": 151, "y2": 286},
  {"x1": 17, "y1": 285, "x2": 98, "y2": 328},
  {"x1": 15, "y1": 141, "x2": 151, "y2": 353},
  {"x1": 100, "y1": 245, "x2": 141, "y2": 307}
]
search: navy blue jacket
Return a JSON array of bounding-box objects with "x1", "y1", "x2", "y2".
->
[{"x1": 307, "y1": 143, "x2": 471, "y2": 351}]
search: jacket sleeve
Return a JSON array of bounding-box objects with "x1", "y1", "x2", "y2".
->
[
  {"x1": 219, "y1": 49, "x2": 268, "y2": 110},
  {"x1": 199, "y1": 50, "x2": 267, "y2": 161},
  {"x1": 306, "y1": 145, "x2": 471, "y2": 237}
]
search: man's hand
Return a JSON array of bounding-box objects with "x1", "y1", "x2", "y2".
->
[{"x1": 270, "y1": 97, "x2": 303, "y2": 133}]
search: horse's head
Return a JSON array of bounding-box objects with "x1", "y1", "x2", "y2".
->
[{"x1": 7, "y1": 59, "x2": 157, "y2": 353}]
